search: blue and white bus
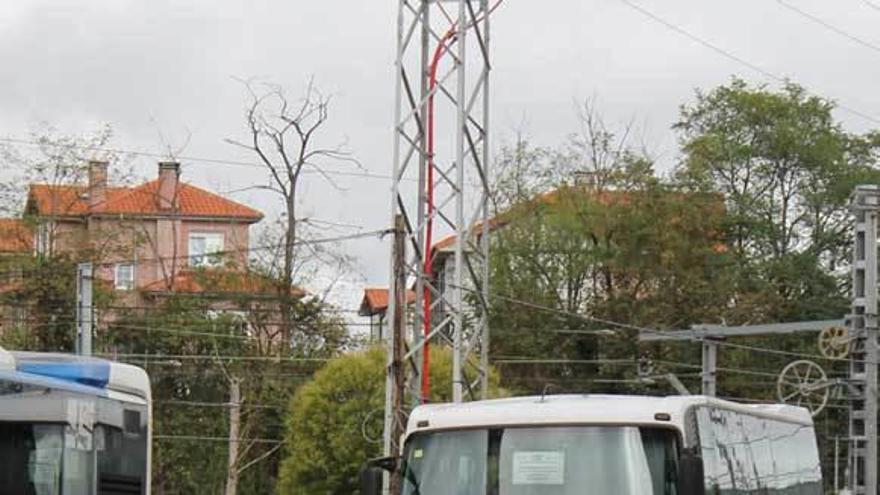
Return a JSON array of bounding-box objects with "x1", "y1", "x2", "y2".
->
[{"x1": 0, "y1": 346, "x2": 151, "y2": 495}]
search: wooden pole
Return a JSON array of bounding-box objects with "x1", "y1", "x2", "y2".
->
[
  {"x1": 389, "y1": 214, "x2": 407, "y2": 494},
  {"x1": 225, "y1": 377, "x2": 241, "y2": 495}
]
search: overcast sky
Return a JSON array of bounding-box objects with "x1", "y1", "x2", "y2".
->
[{"x1": 2, "y1": 0, "x2": 879, "y2": 311}]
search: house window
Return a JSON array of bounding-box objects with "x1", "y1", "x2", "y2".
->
[
  {"x1": 115, "y1": 263, "x2": 135, "y2": 291},
  {"x1": 189, "y1": 232, "x2": 225, "y2": 267},
  {"x1": 35, "y1": 222, "x2": 51, "y2": 256}
]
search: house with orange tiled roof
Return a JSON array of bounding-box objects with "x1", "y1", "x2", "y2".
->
[
  {"x1": 0, "y1": 219, "x2": 32, "y2": 257},
  {"x1": 359, "y1": 183, "x2": 726, "y2": 336},
  {"x1": 22, "y1": 160, "x2": 263, "y2": 300},
  {"x1": 358, "y1": 287, "x2": 417, "y2": 340}
]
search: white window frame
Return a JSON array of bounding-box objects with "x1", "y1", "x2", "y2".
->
[
  {"x1": 35, "y1": 221, "x2": 52, "y2": 256},
  {"x1": 188, "y1": 232, "x2": 225, "y2": 267},
  {"x1": 114, "y1": 262, "x2": 136, "y2": 291},
  {"x1": 206, "y1": 309, "x2": 252, "y2": 336}
]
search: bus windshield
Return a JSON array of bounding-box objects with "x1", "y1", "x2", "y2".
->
[
  {"x1": 0, "y1": 376, "x2": 149, "y2": 495},
  {"x1": 0, "y1": 423, "x2": 70, "y2": 495},
  {"x1": 400, "y1": 426, "x2": 679, "y2": 495}
]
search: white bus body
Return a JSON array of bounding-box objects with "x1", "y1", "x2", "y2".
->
[
  {"x1": 0, "y1": 347, "x2": 151, "y2": 495},
  {"x1": 372, "y1": 394, "x2": 822, "y2": 495}
]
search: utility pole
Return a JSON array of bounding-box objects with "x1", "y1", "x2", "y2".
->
[
  {"x1": 225, "y1": 377, "x2": 241, "y2": 495},
  {"x1": 850, "y1": 185, "x2": 879, "y2": 495},
  {"x1": 383, "y1": 215, "x2": 407, "y2": 494},
  {"x1": 390, "y1": 0, "x2": 494, "y2": 404},
  {"x1": 75, "y1": 262, "x2": 93, "y2": 356},
  {"x1": 701, "y1": 339, "x2": 718, "y2": 397}
]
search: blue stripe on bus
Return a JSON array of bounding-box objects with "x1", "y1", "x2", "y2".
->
[
  {"x1": 0, "y1": 369, "x2": 111, "y2": 396},
  {"x1": 16, "y1": 360, "x2": 111, "y2": 389}
]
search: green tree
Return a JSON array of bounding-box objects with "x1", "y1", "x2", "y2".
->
[
  {"x1": 277, "y1": 346, "x2": 502, "y2": 495},
  {"x1": 488, "y1": 104, "x2": 731, "y2": 394},
  {"x1": 0, "y1": 254, "x2": 116, "y2": 352},
  {"x1": 103, "y1": 283, "x2": 347, "y2": 495},
  {"x1": 672, "y1": 79, "x2": 880, "y2": 491},
  {"x1": 674, "y1": 77, "x2": 880, "y2": 322}
]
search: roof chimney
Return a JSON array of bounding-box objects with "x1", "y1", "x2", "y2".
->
[
  {"x1": 158, "y1": 162, "x2": 180, "y2": 210},
  {"x1": 88, "y1": 160, "x2": 108, "y2": 210},
  {"x1": 573, "y1": 171, "x2": 601, "y2": 189}
]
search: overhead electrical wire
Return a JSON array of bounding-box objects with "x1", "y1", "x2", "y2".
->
[
  {"x1": 156, "y1": 399, "x2": 284, "y2": 410},
  {"x1": 96, "y1": 352, "x2": 330, "y2": 363},
  {"x1": 0, "y1": 229, "x2": 391, "y2": 277},
  {"x1": 153, "y1": 435, "x2": 283, "y2": 445},
  {"x1": 450, "y1": 282, "x2": 859, "y2": 367},
  {"x1": 775, "y1": 0, "x2": 880, "y2": 56},
  {"x1": 0, "y1": 136, "x2": 402, "y2": 183},
  {"x1": 618, "y1": 0, "x2": 880, "y2": 126}
]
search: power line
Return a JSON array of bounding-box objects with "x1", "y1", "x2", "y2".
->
[
  {"x1": 153, "y1": 434, "x2": 283, "y2": 445},
  {"x1": 864, "y1": 0, "x2": 880, "y2": 12},
  {"x1": 89, "y1": 228, "x2": 391, "y2": 270},
  {"x1": 618, "y1": 0, "x2": 880, "y2": 126},
  {"x1": 96, "y1": 352, "x2": 330, "y2": 363},
  {"x1": 0, "y1": 229, "x2": 390, "y2": 278},
  {"x1": 156, "y1": 399, "x2": 283, "y2": 410},
  {"x1": 620, "y1": 0, "x2": 784, "y2": 82},
  {"x1": 776, "y1": 0, "x2": 880, "y2": 56},
  {"x1": 494, "y1": 356, "x2": 783, "y2": 380},
  {"x1": 0, "y1": 136, "x2": 402, "y2": 183},
  {"x1": 492, "y1": 358, "x2": 634, "y2": 366},
  {"x1": 454, "y1": 283, "x2": 852, "y2": 366}
]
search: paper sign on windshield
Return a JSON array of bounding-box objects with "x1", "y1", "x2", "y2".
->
[{"x1": 512, "y1": 451, "x2": 565, "y2": 485}]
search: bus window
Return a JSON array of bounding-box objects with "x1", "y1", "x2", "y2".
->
[
  {"x1": 0, "y1": 423, "x2": 64, "y2": 495},
  {"x1": 640, "y1": 429, "x2": 679, "y2": 495},
  {"x1": 97, "y1": 402, "x2": 148, "y2": 494},
  {"x1": 695, "y1": 406, "x2": 821, "y2": 495}
]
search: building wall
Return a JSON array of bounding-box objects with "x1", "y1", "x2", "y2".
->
[
  {"x1": 370, "y1": 313, "x2": 386, "y2": 341},
  {"x1": 42, "y1": 215, "x2": 252, "y2": 292},
  {"x1": 181, "y1": 220, "x2": 250, "y2": 269}
]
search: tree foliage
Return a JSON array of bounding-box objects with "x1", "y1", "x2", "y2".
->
[
  {"x1": 675, "y1": 77, "x2": 880, "y2": 322},
  {"x1": 277, "y1": 347, "x2": 502, "y2": 495},
  {"x1": 102, "y1": 289, "x2": 346, "y2": 495},
  {"x1": 489, "y1": 103, "x2": 731, "y2": 393},
  {"x1": 487, "y1": 83, "x2": 878, "y2": 490}
]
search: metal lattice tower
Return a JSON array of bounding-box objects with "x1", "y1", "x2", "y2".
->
[
  {"x1": 850, "y1": 185, "x2": 880, "y2": 495},
  {"x1": 383, "y1": 0, "x2": 494, "y2": 465}
]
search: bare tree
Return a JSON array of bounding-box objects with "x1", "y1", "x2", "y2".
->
[
  {"x1": 0, "y1": 124, "x2": 125, "y2": 256},
  {"x1": 560, "y1": 99, "x2": 655, "y2": 190},
  {"x1": 227, "y1": 79, "x2": 357, "y2": 346}
]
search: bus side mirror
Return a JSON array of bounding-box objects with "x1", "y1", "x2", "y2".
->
[
  {"x1": 678, "y1": 449, "x2": 706, "y2": 495},
  {"x1": 359, "y1": 457, "x2": 398, "y2": 495}
]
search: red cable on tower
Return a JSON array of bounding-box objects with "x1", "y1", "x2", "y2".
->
[{"x1": 422, "y1": 1, "x2": 504, "y2": 403}]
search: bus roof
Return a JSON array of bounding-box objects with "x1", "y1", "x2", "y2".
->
[
  {"x1": 0, "y1": 350, "x2": 150, "y2": 401},
  {"x1": 406, "y1": 394, "x2": 813, "y2": 437}
]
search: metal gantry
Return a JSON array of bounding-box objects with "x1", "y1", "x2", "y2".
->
[
  {"x1": 641, "y1": 186, "x2": 880, "y2": 493},
  {"x1": 383, "y1": 0, "x2": 494, "y2": 468},
  {"x1": 849, "y1": 185, "x2": 880, "y2": 495}
]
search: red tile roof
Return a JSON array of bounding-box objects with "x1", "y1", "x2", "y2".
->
[
  {"x1": 359, "y1": 287, "x2": 417, "y2": 316},
  {"x1": 429, "y1": 187, "x2": 724, "y2": 253},
  {"x1": 143, "y1": 270, "x2": 305, "y2": 297},
  {"x1": 430, "y1": 187, "x2": 634, "y2": 254},
  {"x1": 431, "y1": 217, "x2": 505, "y2": 253},
  {"x1": 28, "y1": 181, "x2": 262, "y2": 221},
  {"x1": 0, "y1": 219, "x2": 32, "y2": 254}
]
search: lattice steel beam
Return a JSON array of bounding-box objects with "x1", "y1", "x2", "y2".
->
[
  {"x1": 849, "y1": 185, "x2": 879, "y2": 495},
  {"x1": 383, "y1": 0, "x2": 494, "y2": 472}
]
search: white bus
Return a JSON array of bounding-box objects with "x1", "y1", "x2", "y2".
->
[
  {"x1": 362, "y1": 394, "x2": 823, "y2": 495},
  {"x1": 0, "y1": 347, "x2": 151, "y2": 495}
]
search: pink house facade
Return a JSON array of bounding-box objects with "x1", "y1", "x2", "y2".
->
[{"x1": 25, "y1": 161, "x2": 263, "y2": 299}]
